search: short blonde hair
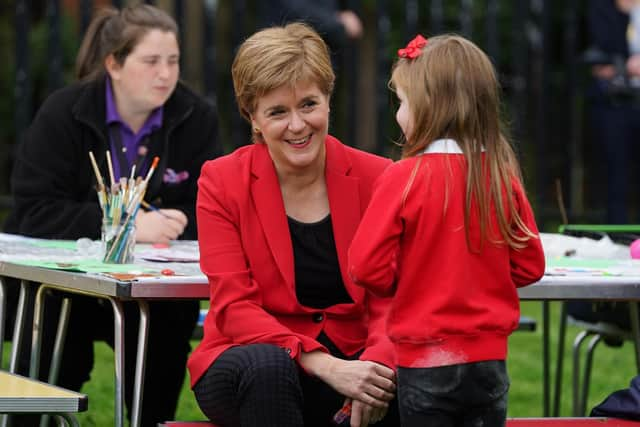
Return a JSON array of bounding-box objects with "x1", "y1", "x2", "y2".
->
[{"x1": 231, "y1": 22, "x2": 335, "y2": 122}]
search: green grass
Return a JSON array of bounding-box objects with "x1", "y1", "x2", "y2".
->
[
  {"x1": 509, "y1": 302, "x2": 636, "y2": 417},
  {"x1": 3, "y1": 301, "x2": 639, "y2": 425}
]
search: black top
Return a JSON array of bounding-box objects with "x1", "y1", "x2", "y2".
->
[{"x1": 288, "y1": 214, "x2": 353, "y2": 309}]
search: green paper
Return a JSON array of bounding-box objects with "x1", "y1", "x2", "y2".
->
[
  {"x1": 546, "y1": 257, "x2": 620, "y2": 269},
  {"x1": 28, "y1": 240, "x2": 78, "y2": 250},
  {"x1": 10, "y1": 259, "x2": 156, "y2": 274}
]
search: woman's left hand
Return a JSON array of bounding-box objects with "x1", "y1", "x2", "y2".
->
[
  {"x1": 349, "y1": 398, "x2": 388, "y2": 426},
  {"x1": 323, "y1": 358, "x2": 395, "y2": 407},
  {"x1": 300, "y1": 352, "x2": 395, "y2": 408}
]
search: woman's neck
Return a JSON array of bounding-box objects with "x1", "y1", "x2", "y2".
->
[
  {"x1": 277, "y1": 163, "x2": 324, "y2": 191},
  {"x1": 276, "y1": 159, "x2": 329, "y2": 222},
  {"x1": 111, "y1": 85, "x2": 150, "y2": 134}
]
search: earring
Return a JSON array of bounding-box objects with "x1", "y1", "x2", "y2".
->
[{"x1": 253, "y1": 127, "x2": 261, "y2": 133}]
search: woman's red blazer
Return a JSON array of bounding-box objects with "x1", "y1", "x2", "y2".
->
[{"x1": 187, "y1": 136, "x2": 393, "y2": 387}]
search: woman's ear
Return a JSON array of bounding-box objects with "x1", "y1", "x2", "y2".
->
[{"x1": 104, "y1": 54, "x2": 120, "y2": 80}]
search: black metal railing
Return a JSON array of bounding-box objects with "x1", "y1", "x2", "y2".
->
[{"x1": 3, "y1": 0, "x2": 595, "y2": 228}]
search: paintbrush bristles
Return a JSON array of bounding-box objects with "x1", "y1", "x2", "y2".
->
[{"x1": 88, "y1": 151, "x2": 161, "y2": 263}]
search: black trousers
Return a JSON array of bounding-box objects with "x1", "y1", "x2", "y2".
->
[
  {"x1": 397, "y1": 360, "x2": 509, "y2": 427},
  {"x1": 193, "y1": 334, "x2": 400, "y2": 427},
  {"x1": 4, "y1": 279, "x2": 198, "y2": 427}
]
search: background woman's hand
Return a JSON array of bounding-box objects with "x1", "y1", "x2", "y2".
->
[{"x1": 134, "y1": 209, "x2": 187, "y2": 243}]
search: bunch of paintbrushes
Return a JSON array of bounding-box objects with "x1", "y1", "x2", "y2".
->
[{"x1": 88, "y1": 150, "x2": 159, "y2": 263}]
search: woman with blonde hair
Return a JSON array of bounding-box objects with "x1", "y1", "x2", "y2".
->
[{"x1": 188, "y1": 23, "x2": 399, "y2": 427}]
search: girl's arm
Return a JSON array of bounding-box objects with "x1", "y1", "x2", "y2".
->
[
  {"x1": 509, "y1": 182, "x2": 546, "y2": 287},
  {"x1": 348, "y1": 165, "x2": 405, "y2": 297}
]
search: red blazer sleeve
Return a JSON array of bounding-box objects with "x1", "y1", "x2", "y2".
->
[
  {"x1": 509, "y1": 180, "x2": 546, "y2": 287},
  {"x1": 197, "y1": 161, "x2": 324, "y2": 359}
]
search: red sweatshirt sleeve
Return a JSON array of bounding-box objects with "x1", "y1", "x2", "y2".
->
[
  {"x1": 348, "y1": 164, "x2": 407, "y2": 297},
  {"x1": 509, "y1": 180, "x2": 546, "y2": 287},
  {"x1": 358, "y1": 291, "x2": 396, "y2": 368}
]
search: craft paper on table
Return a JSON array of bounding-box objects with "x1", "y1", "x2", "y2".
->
[
  {"x1": 545, "y1": 257, "x2": 640, "y2": 277},
  {"x1": 7, "y1": 259, "x2": 157, "y2": 274}
]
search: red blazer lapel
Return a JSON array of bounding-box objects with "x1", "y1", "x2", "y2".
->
[
  {"x1": 250, "y1": 144, "x2": 295, "y2": 290},
  {"x1": 325, "y1": 137, "x2": 365, "y2": 303}
]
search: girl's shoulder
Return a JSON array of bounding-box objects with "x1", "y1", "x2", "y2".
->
[{"x1": 379, "y1": 156, "x2": 425, "y2": 182}]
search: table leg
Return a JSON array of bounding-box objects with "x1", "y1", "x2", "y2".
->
[
  {"x1": 3, "y1": 281, "x2": 32, "y2": 427},
  {"x1": 0, "y1": 279, "x2": 5, "y2": 427},
  {"x1": 9, "y1": 280, "x2": 31, "y2": 374},
  {"x1": 108, "y1": 298, "x2": 126, "y2": 427},
  {"x1": 57, "y1": 413, "x2": 80, "y2": 427},
  {"x1": 29, "y1": 285, "x2": 48, "y2": 378},
  {"x1": 48, "y1": 297, "x2": 71, "y2": 385},
  {"x1": 0, "y1": 277, "x2": 6, "y2": 368},
  {"x1": 131, "y1": 300, "x2": 149, "y2": 427},
  {"x1": 542, "y1": 301, "x2": 550, "y2": 416},
  {"x1": 553, "y1": 302, "x2": 568, "y2": 416},
  {"x1": 39, "y1": 296, "x2": 72, "y2": 427},
  {"x1": 629, "y1": 302, "x2": 640, "y2": 372}
]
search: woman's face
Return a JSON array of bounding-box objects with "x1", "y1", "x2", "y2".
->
[
  {"x1": 395, "y1": 87, "x2": 414, "y2": 140},
  {"x1": 250, "y1": 80, "x2": 330, "y2": 174},
  {"x1": 107, "y1": 29, "x2": 179, "y2": 115}
]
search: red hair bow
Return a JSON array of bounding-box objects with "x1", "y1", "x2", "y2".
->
[{"x1": 398, "y1": 35, "x2": 428, "y2": 59}]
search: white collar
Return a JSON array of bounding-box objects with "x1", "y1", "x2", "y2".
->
[
  {"x1": 422, "y1": 138, "x2": 463, "y2": 154},
  {"x1": 421, "y1": 139, "x2": 485, "y2": 154}
]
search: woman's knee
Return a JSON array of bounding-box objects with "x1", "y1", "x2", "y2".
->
[{"x1": 237, "y1": 344, "x2": 300, "y2": 387}]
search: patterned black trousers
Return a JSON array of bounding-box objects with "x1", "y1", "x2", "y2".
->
[{"x1": 193, "y1": 334, "x2": 399, "y2": 427}]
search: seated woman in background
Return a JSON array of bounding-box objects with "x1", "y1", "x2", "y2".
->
[
  {"x1": 188, "y1": 23, "x2": 399, "y2": 427},
  {"x1": 4, "y1": 4, "x2": 220, "y2": 426}
]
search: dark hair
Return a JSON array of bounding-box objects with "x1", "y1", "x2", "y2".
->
[{"x1": 75, "y1": 4, "x2": 178, "y2": 82}]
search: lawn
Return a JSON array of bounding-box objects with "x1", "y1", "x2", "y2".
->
[{"x1": 3, "y1": 300, "x2": 639, "y2": 425}]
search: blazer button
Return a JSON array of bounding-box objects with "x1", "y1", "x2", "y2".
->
[{"x1": 312, "y1": 313, "x2": 324, "y2": 323}]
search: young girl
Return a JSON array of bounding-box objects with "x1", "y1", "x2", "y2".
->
[{"x1": 348, "y1": 34, "x2": 545, "y2": 427}]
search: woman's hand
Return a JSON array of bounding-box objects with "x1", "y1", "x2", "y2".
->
[
  {"x1": 134, "y1": 209, "x2": 187, "y2": 244},
  {"x1": 591, "y1": 64, "x2": 617, "y2": 80},
  {"x1": 349, "y1": 398, "x2": 388, "y2": 427},
  {"x1": 627, "y1": 54, "x2": 640, "y2": 77},
  {"x1": 324, "y1": 358, "x2": 395, "y2": 407},
  {"x1": 300, "y1": 352, "x2": 395, "y2": 408}
]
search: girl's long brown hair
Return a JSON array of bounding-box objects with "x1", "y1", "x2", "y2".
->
[{"x1": 391, "y1": 34, "x2": 537, "y2": 250}]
